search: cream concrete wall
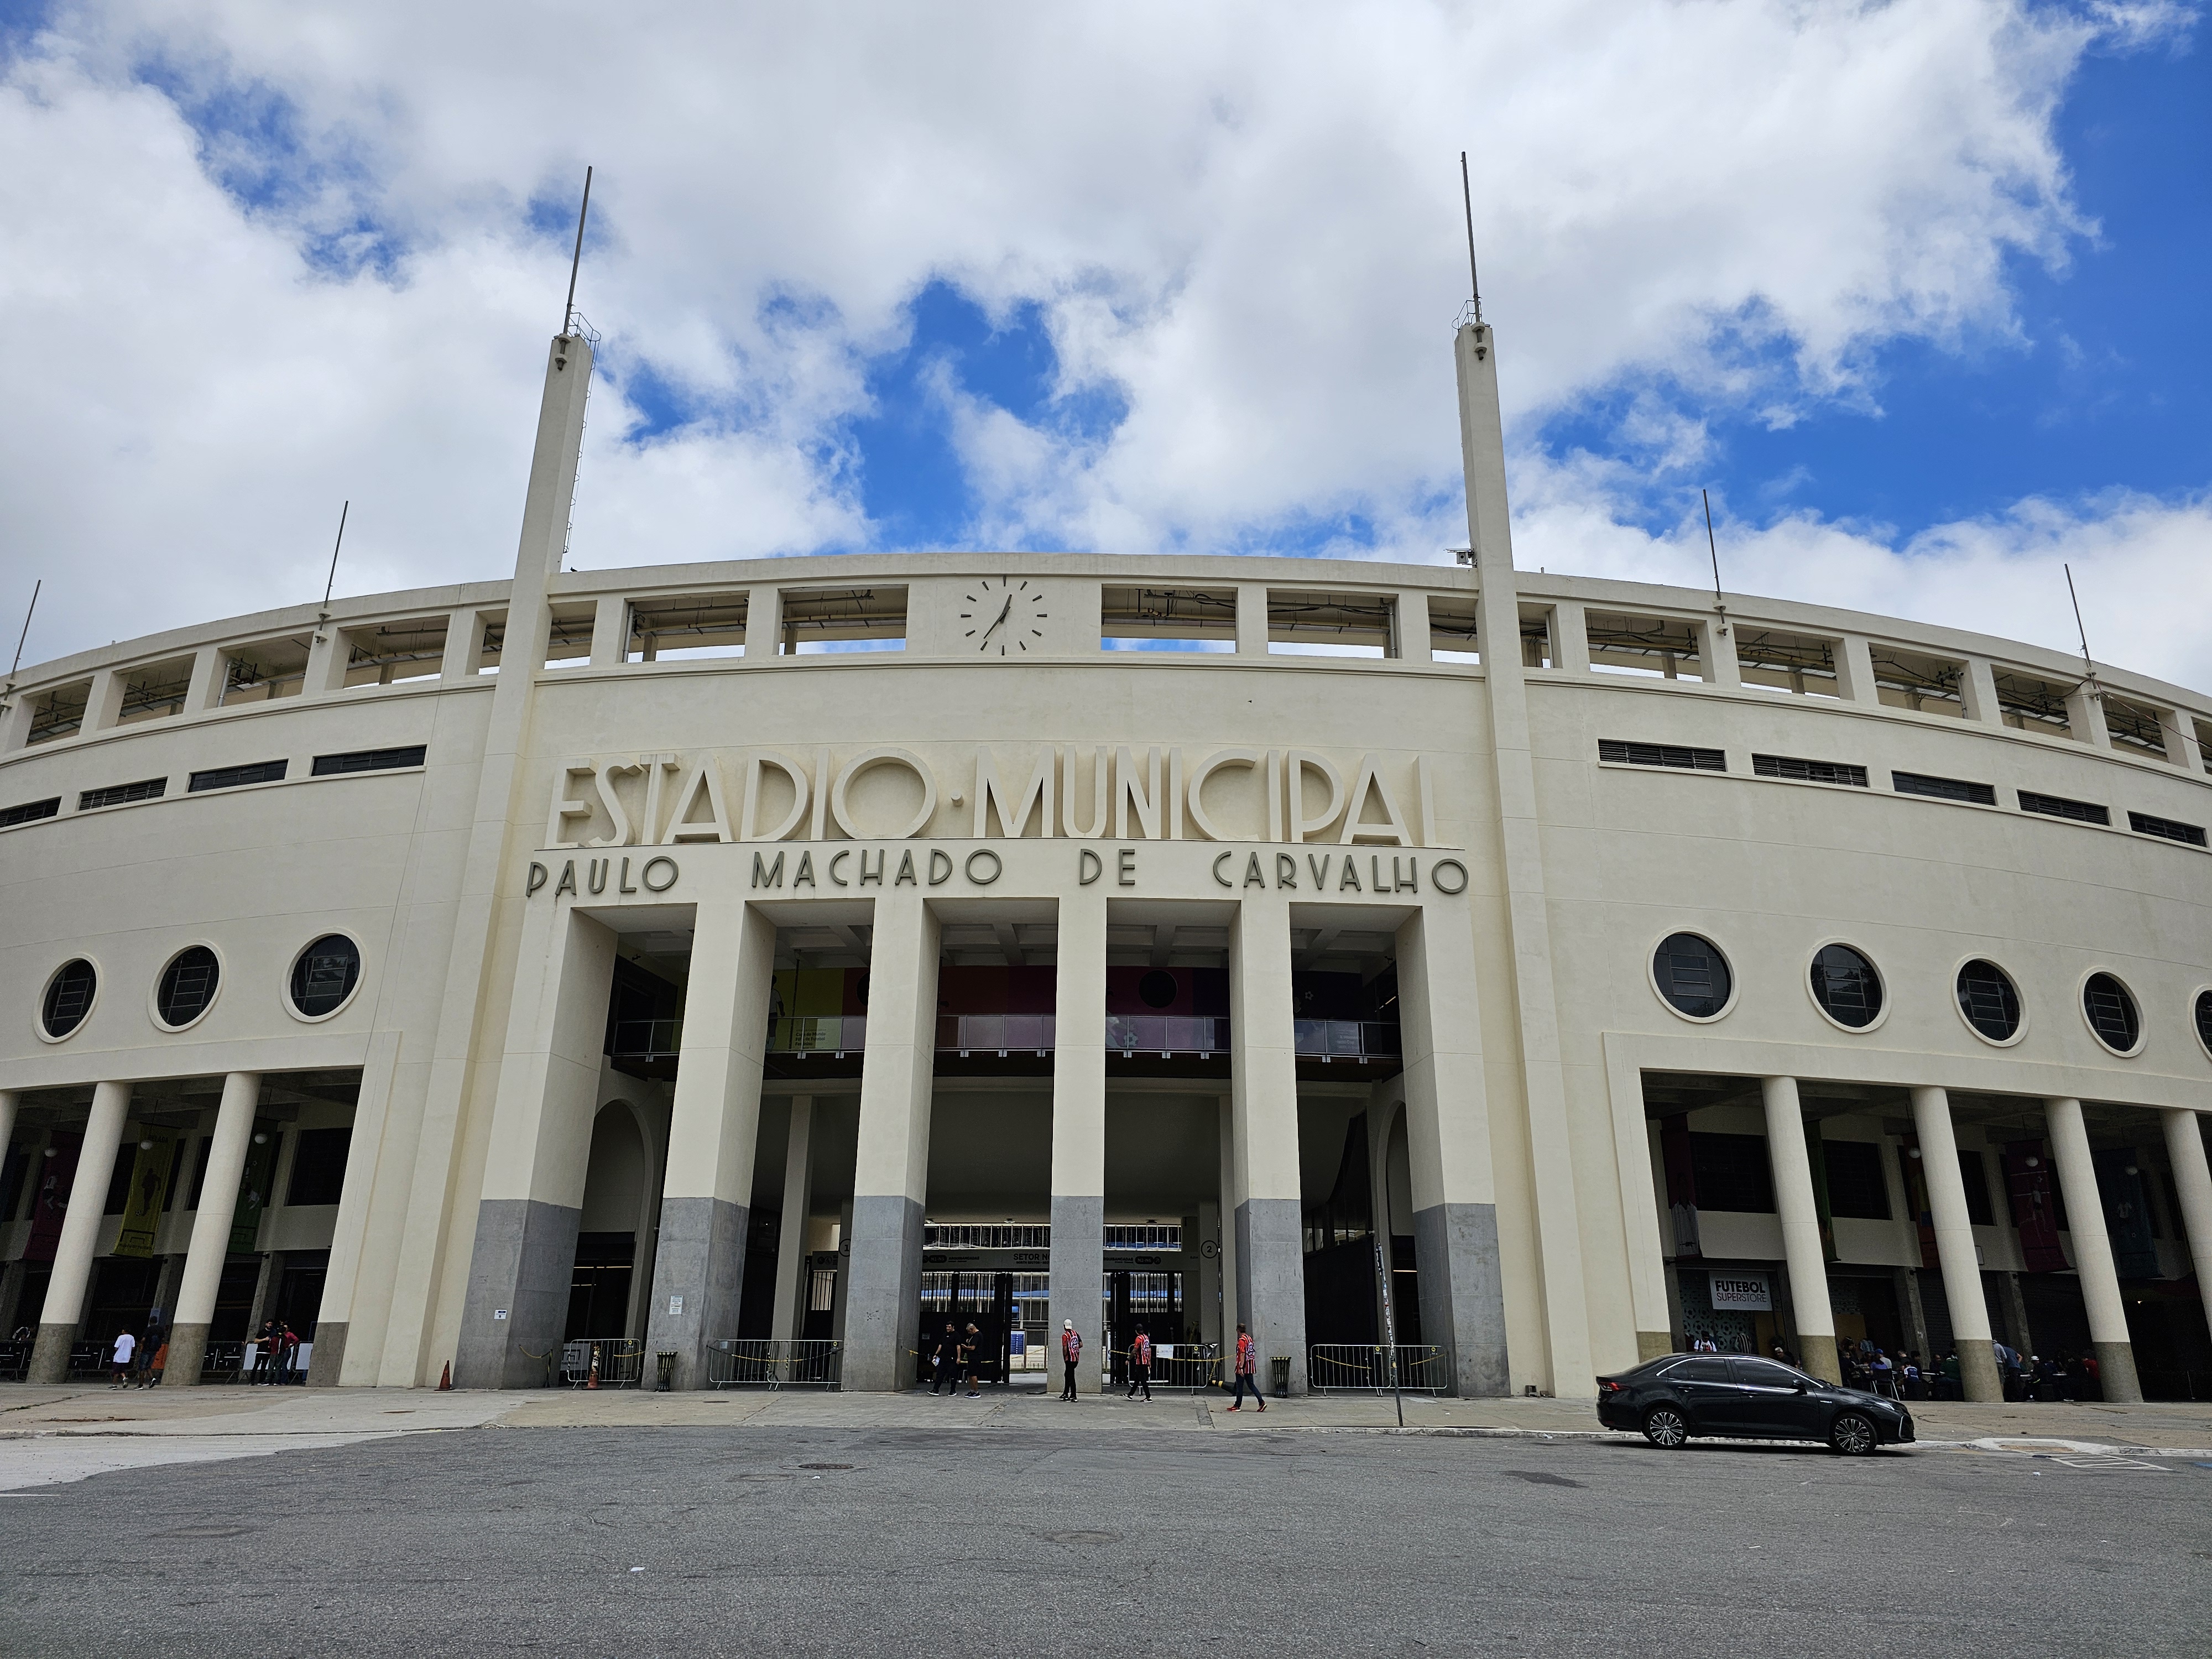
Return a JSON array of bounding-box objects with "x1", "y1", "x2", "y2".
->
[{"x1": 3, "y1": 549, "x2": 2210, "y2": 1392}]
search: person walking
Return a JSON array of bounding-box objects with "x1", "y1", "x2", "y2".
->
[
  {"x1": 1059, "y1": 1320, "x2": 1083, "y2": 1401},
  {"x1": 959, "y1": 1322, "x2": 982, "y2": 1397},
  {"x1": 1226, "y1": 1323, "x2": 1265, "y2": 1412},
  {"x1": 1126, "y1": 1325, "x2": 1152, "y2": 1401},
  {"x1": 930, "y1": 1322, "x2": 957, "y2": 1395},
  {"x1": 145, "y1": 1335, "x2": 170, "y2": 1388},
  {"x1": 248, "y1": 1319, "x2": 276, "y2": 1385},
  {"x1": 276, "y1": 1321, "x2": 301, "y2": 1384},
  {"x1": 108, "y1": 1329, "x2": 136, "y2": 1387}
]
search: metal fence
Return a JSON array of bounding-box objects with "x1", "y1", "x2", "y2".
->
[
  {"x1": 706, "y1": 1339, "x2": 843, "y2": 1390},
  {"x1": 1308, "y1": 1344, "x2": 1450, "y2": 1393},
  {"x1": 561, "y1": 1338, "x2": 644, "y2": 1388}
]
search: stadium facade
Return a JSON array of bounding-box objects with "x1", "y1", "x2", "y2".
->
[{"x1": 2, "y1": 321, "x2": 2209, "y2": 1403}]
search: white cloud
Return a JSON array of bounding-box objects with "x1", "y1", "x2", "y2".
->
[{"x1": 0, "y1": 1, "x2": 2201, "y2": 688}]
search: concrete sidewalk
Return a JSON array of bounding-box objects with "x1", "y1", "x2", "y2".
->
[{"x1": 6, "y1": 1380, "x2": 2210, "y2": 1488}]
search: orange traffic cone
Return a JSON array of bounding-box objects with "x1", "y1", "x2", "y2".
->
[
  {"x1": 437, "y1": 1361, "x2": 452, "y2": 1391},
  {"x1": 588, "y1": 1349, "x2": 600, "y2": 1390}
]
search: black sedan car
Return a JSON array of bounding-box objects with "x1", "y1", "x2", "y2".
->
[{"x1": 1595, "y1": 1353, "x2": 1914, "y2": 1454}]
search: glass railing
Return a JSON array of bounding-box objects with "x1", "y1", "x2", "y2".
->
[
  {"x1": 770, "y1": 1015, "x2": 867, "y2": 1053},
  {"x1": 1292, "y1": 1019, "x2": 1401, "y2": 1060},
  {"x1": 1104, "y1": 1014, "x2": 1232, "y2": 1055},
  {"x1": 607, "y1": 1018, "x2": 682, "y2": 1056},
  {"x1": 936, "y1": 1014, "x2": 1057, "y2": 1053}
]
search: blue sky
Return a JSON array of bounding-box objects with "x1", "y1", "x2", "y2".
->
[{"x1": 2, "y1": 2, "x2": 2208, "y2": 684}]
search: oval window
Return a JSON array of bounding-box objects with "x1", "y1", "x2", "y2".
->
[
  {"x1": 1955, "y1": 960, "x2": 2020, "y2": 1042},
  {"x1": 1809, "y1": 945, "x2": 1883, "y2": 1029},
  {"x1": 289, "y1": 934, "x2": 362, "y2": 1018},
  {"x1": 2083, "y1": 972, "x2": 2140, "y2": 1053},
  {"x1": 2196, "y1": 989, "x2": 2212, "y2": 1057},
  {"x1": 155, "y1": 946, "x2": 220, "y2": 1029},
  {"x1": 41, "y1": 959, "x2": 97, "y2": 1039},
  {"x1": 1653, "y1": 933, "x2": 1731, "y2": 1019}
]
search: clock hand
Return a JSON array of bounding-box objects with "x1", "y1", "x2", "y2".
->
[{"x1": 981, "y1": 594, "x2": 1014, "y2": 643}]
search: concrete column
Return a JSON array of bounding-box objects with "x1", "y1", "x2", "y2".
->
[
  {"x1": 1910, "y1": 1087, "x2": 2002, "y2": 1401},
  {"x1": 1217, "y1": 1097, "x2": 1239, "y2": 1342},
  {"x1": 0, "y1": 692, "x2": 34, "y2": 750},
  {"x1": 1550, "y1": 601, "x2": 1590, "y2": 674},
  {"x1": 2064, "y1": 685, "x2": 2112, "y2": 749},
  {"x1": 587, "y1": 595, "x2": 629, "y2": 666},
  {"x1": 1234, "y1": 584, "x2": 1270, "y2": 656},
  {"x1": 440, "y1": 608, "x2": 488, "y2": 680},
  {"x1": 645, "y1": 900, "x2": 778, "y2": 1389},
  {"x1": 27, "y1": 1082, "x2": 132, "y2": 1382},
  {"x1": 1760, "y1": 1078, "x2": 1841, "y2": 1384},
  {"x1": 183, "y1": 645, "x2": 225, "y2": 714},
  {"x1": 303, "y1": 624, "x2": 351, "y2": 697},
  {"x1": 1393, "y1": 592, "x2": 1432, "y2": 664},
  {"x1": 1959, "y1": 659, "x2": 2004, "y2": 726},
  {"x1": 1833, "y1": 637, "x2": 1880, "y2": 706},
  {"x1": 1701, "y1": 619, "x2": 1741, "y2": 688},
  {"x1": 0, "y1": 1091, "x2": 16, "y2": 1195},
  {"x1": 1394, "y1": 905, "x2": 1506, "y2": 1396},
  {"x1": 1048, "y1": 884, "x2": 1107, "y2": 1388},
  {"x1": 770, "y1": 1097, "x2": 815, "y2": 1344},
  {"x1": 2155, "y1": 706, "x2": 2204, "y2": 773},
  {"x1": 2044, "y1": 1097, "x2": 2143, "y2": 1401},
  {"x1": 163, "y1": 1073, "x2": 262, "y2": 1386},
  {"x1": 453, "y1": 902, "x2": 618, "y2": 1388},
  {"x1": 2160, "y1": 1109, "x2": 2212, "y2": 1354},
  {"x1": 842, "y1": 891, "x2": 941, "y2": 1391},
  {"x1": 82, "y1": 666, "x2": 126, "y2": 732},
  {"x1": 1229, "y1": 887, "x2": 1307, "y2": 1394},
  {"x1": 747, "y1": 586, "x2": 782, "y2": 658}
]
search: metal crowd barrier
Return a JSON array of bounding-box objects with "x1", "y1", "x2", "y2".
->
[
  {"x1": 561, "y1": 1338, "x2": 644, "y2": 1388},
  {"x1": 706, "y1": 1338, "x2": 843, "y2": 1390},
  {"x1": 1308, "y1": 1343, "x2": 1451, "y2": 1393}
]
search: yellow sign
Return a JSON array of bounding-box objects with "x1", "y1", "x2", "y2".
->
[{"x1": 113, "y1": 1133, "x2": 176, "y2": 1258}]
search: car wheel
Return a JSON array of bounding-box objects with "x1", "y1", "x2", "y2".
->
[
  {"x1": 1642, "y1": 1405, "x2": 1689, "y2": 1449},
  {"x1": 1829, "y1": 1411, "x2": 1877, "y2": 1456}
]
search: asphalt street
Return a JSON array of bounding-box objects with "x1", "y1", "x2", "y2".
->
[{"x1": 2, "y1": 1425, "x2": 2205, "y2": 1657}]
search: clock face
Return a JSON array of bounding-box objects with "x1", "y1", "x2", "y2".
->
[{"x1": 960, "y1": 576, "x2": 1048, "y2": 656}]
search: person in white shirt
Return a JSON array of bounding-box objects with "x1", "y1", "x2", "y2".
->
[{"x1": 109, "y1": 1330, "x2": 136, "y2": 1387}]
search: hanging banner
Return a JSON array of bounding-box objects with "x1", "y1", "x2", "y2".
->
[
  {"x1": 2093, "y1": 1147, "x2": 2160, "y2": 1281},
  {"x1": 1660, "y1": 1114, "x2": 1700, "y2": 1259},
  {"x1": 23, "y1": 1133, "x2": 81, "y2": 1264},
  {"x1": 1806, "y1": 1125, "x2": 1838, "y2": 1264},
  {"x1": 2004, "y1": 1140, "x2": 2068, "y2": 1274},
  {"x1": 229, "y1": 1130, "x2": 279, "y2": 1255},
  {"x1": 113, "y1": 1134, "x2": 177, "y2": 1259}
]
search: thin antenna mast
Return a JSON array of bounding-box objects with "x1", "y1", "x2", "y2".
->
[
  {"x1": 321, "y1": 500, "x2": 349, "y2": 610},
  {"x1": 1459, "y1": 152, "x2": 1483, "y2": 323},
  {"x1": 8, "y1": 579, "x2": 39, "y2": 680},
  {"x1": 2063, "y1": 562, "x2": 2099, "y2": 701},
  {"x1": 1702, "y1": 489, "x2": 1728, "y2": 635},
  {"x1": 562, "y1": 165, "x2": 594, "y2": 338}
]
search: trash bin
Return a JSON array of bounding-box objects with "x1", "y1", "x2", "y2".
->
[
  {"x1": 1270, "y1": 1355, "x2": 1291, "y2": 1398},
  {"x1": 655, "y1": 1350, "x2": 677, "y2": 1392}
]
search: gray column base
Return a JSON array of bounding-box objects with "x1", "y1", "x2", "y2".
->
[
  {"x1": 1635, "y1": 1331, "x2": 1673, "y2": 1364},
  {"x1": 1957, "y1": 1337, "x2": 2002, "y2": 1402},
  {"x1": 163, "y1": 1323, "x2": 212, "y2": 1387},
  {"x1": 454, "y1": 1197, "x2": 582, "y2": 1389},
  {"x1": 643, "y1": 1196, "x2": 749, "y2": 1391},
  {"x1": 842, "y1": 1194, "x2": 924, "y2": 1392},
  {"x1": 1235, "y1": 1197, "x2": 1308, "y2": 1395},
  {"x1": 304, "y1": 1323, "x2": 346, "y2": 1387},
  {"x1": 1047, "y1": 1193, "x2": 1104, "y2": 1393},
  {"x1": 2093, "y1": 1339, "x2": 2143, "y2": 1403},
  {"x1": 27, "y1": 1323, "x2": 77, "y2": 1385},
  {"x1": 1800, "y1": 1336, "x2": 1845, "y2": 1385},
  {"x1": 1411, "y1": 1201, "x2": 1508, "y2": 1397}
]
